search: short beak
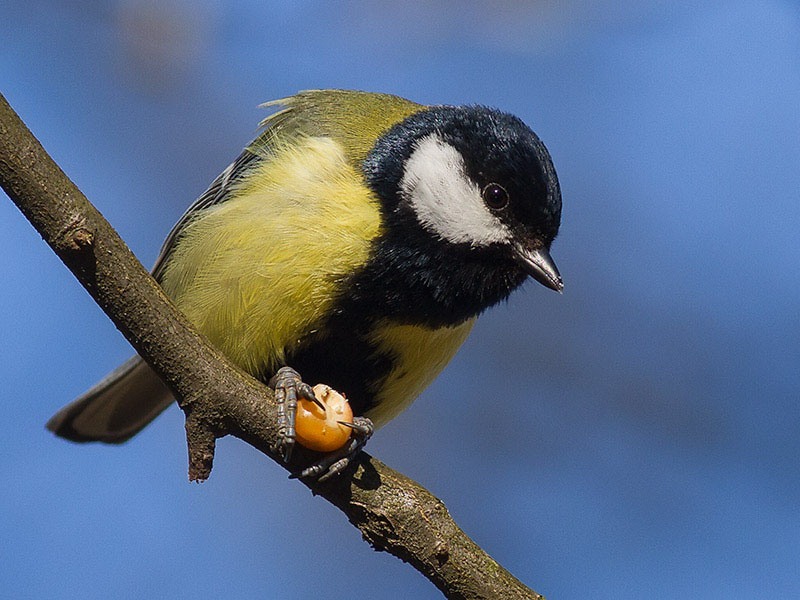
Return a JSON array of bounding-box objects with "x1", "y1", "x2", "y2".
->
[{"x1": 514, "y1": 246, "x2": 564, "y2": 293}]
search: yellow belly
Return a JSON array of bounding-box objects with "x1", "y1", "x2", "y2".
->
[{"x1": 366, "y1": 318, "x2": 476, "y2": 427}]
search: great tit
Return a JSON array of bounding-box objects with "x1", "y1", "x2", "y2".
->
[{"x1": 47, "y1": 89, "x2": 562, "y2": 477}]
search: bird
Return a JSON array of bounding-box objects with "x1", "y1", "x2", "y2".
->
[{"x1": 46, "y1": 89, "x2": 563, "y2": 479}]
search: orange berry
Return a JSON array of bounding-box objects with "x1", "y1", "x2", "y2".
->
[{"x1": 294, "y1": 384, "x2": 353, "y2": 452}]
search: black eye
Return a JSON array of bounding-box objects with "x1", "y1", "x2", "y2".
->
[{"x1": 482, "y1": 183, "x2": 509, "y2": 210}]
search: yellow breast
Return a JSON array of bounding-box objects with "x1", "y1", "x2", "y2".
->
[
  {"x1": 366, "y1": 318, "x2": 476, "y2": 427},
  {"x1": 158, "y1": 137, "x2": 383, "y2": 376}
]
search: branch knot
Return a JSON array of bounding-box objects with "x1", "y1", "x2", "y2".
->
[{"x1": 57, "y1": 217, "x2": 94, "y2": 252}]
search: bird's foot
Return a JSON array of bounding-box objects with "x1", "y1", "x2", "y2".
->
[
  {"x1": 269, "y1": 366, "x2": 323, "y2": 463},
  {"x1": 290, "y1": 416, "x2": 374, "y2": 482}
]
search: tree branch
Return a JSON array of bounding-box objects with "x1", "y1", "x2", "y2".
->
[{"x1": 0, "y1": 91, "x2": 544, "y2": 600}]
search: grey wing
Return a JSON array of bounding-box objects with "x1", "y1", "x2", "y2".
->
[{"x1": 151, "y1": 149, "x2": 261, "y2": 282}]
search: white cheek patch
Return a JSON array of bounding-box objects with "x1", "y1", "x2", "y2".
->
[{"x1": 399, "y1": 133, "x2": 511, "y2": 247}]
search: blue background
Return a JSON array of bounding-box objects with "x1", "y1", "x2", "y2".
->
[{"x1": 2, "y1": 1, "x2": 799, "y2": 598}]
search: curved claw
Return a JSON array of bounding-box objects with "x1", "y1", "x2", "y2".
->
[
  {"x1": 291, "y1": 416, "x2": 374, "y2": 482},
  {"x1": 299, "y1": 382, "x2": 326, "y2": 411},
  {"x1": 337, "y1": 420, "x2": 373, "y2": 435}
]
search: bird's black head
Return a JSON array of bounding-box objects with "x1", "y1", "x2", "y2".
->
[{"x1": 360, "y1": 104, "x2": 562, "y2": 326}]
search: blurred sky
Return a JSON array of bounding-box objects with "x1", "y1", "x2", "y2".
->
[{"x1": 2, "y1": 1, "x2": 800, "y2": 598}]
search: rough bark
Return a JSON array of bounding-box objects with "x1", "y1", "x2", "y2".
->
[{"x1": 0, "y1": 91, "x2": 544, "y2": 600}]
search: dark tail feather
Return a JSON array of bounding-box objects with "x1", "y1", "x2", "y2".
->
[{"x1": 46, "y1": 356, "x2": 174, "y2": 444}]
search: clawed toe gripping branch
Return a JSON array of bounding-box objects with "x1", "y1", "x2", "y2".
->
[{"x1": 0, "y1": 91, "x2": 544, "y2": 600}]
